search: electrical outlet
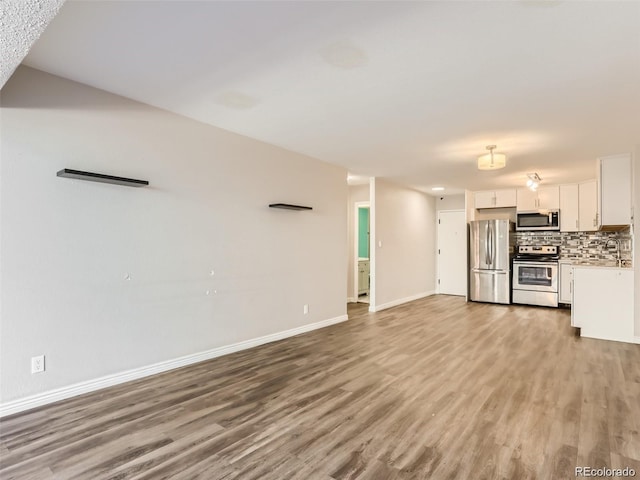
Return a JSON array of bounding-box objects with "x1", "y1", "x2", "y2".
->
[
  {"x1": 303, "y1": 304, "x2": 309, "y2": 315},
  {"x1": 31, "y1": 355, "x2": 45, "y2": 374}
]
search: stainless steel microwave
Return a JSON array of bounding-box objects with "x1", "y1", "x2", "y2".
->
[{"x1": 516, "y1": 210, "x2": 560, "y2": 231}]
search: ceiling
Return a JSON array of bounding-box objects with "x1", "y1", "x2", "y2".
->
[
  {"x1": 12, "y1": 1, "x2": 640, "y2": 194},
  {"x1": 0, "y1": 0, "x2": 64, "y2": 87}
]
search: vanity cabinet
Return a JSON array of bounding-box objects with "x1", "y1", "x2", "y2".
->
[{"x1": 358, "y1": 260, "x2": 370, "y2": 295}]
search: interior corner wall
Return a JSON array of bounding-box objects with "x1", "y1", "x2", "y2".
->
[
  {"x1": 465, "y1": 190, "x2": 475, "y2": 223},
  {"x1": 0, "y1": 66, "x2": 348, "y2": 406},
  {"x1": 346, "y1": 184, "x2": 370, "y2": 301},
  {"x1": 371, "y1": 179, "x2": 436, "y2": 310},
  {"x1": 634, "y1": 145, "x2": 640, "y2": 337}
]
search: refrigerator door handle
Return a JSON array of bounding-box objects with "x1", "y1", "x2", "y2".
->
[
  {"x1": 485, "y1": 223, "x2": 490, "y2": 265},
  {"x1": 471, "y1": 269, "x2": 507, "y2": 275},
  {"x1": 488, "y1": 222, "x2": 494, "y2": 266}
]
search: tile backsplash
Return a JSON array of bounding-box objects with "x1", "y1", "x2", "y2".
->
[{"x1": 515, "y1": 229, "x2": 632, "y2": 265}]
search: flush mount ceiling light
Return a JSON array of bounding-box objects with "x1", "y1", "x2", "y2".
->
[
  {"x1": 526, "y1": 172, "x2": 542, "y2": 191},
  {"x1": 431, "y1": 187, "x2": 445, "y2": 191},
  {"x1": 477, "y1": 145, "x2": 506, "y2": 170}
]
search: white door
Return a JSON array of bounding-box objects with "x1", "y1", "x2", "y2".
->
[{"x1": 437, "y1": 210, "x2": 467, "y2": 296}]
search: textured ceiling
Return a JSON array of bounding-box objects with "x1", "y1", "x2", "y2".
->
[
  {"x1": 12, "y1": 1, "x2": 640, "y2": 194},
  {"x1": 0, "y1": 0, "x2": 65, "y2": 88}
]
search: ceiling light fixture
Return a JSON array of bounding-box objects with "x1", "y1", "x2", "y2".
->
[
  {"x1": 477, "y1": 145, "x2": 506, "y2": 170},
  {"x1": 431, "y1": 187, "x2": 445, "y2": 191},
  {"x1": 526, "y1": 172, "x2": 542, "y2": 191}
]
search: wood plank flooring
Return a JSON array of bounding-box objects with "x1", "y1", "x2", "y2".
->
[{"x1": 1, "y1": 295, "x2": 639, "y2": 479}]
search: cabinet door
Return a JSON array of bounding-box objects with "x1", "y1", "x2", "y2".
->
[
  {"x1": 474, "y1": 191, "x2": 496, "y2": 209},
  {"x1": 358, "y1": 264, "x2": 366, "y2": 294},
  {"x1": 579, "y1": 180, "x2": 598, "y2": 232},
  {"x1": 559, "y1": 263, "x2": 573, "y2": 304},
  {"x1": 494, "y1": 189, "x2": 517, "y2": 208},
  {"x1": 537, "y1": 186, "x2": 560, "y2": 210},
  {"x1": 598, "y1": 154, "x2": 632, "y2": 226},
  {"x1": 572, "y1": 268, "x2": 634, "y2": 341},
  {"x1": 559, "y1": 184, "x2": 579, "y2": 232},
  {"x1": 516, "y1": 188, "x2": 537, "y2": 211}
]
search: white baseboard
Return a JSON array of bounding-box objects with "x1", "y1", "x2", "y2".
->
[
  {"x1": 0, "y1": 314, "x2": 348, "y2": 418},
  {"x1": 581, "y1": 333, "x2": 640, "y2": 345},
  {"x1": 347, "y1": 297, "x2": 356, "y2": 303},
  {"x1": 369, "y1": 291, "x2": 435, "y2": 312}
]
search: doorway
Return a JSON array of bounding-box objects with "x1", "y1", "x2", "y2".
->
[
  {"x1": 354, "y1": 202, "x2": 370, "y2": 303},
  {"x1": 437, "y1": 210, "x2": 466, "y2": 296}
]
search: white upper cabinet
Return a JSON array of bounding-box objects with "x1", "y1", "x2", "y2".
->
[
  {"x1": 559, "y1": 184, "x2": 579, "y2": 232},
  {"x1": 597, "y1": 153, "x2": 632, "y2": 228},
  {"x1": 495, "y1": 189, "x2": 517, "y2": 208},
  {"x1": 560, "y1": 181, "x2": 598, "y2": 232},
  {"x1": 516, "y1": 186, "x2": 559, "y2": 211},
  {"x1": 474, "y1": 189, "x2": 516, "y2": 209},
  {"x1": 474, "y1": 191, "x2": 496, "y2": 209},
  {"x1": 516, "y1": 188, "x2": 537, "y2": 211},
  {"x1": 537, "y1": 186, "x2": 560, "y2": 210},
  {"x1": 578, "y1": 180, "x2": 598, "y2": 232}
]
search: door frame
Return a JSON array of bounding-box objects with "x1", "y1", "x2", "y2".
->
[
  {"x1": 436, "y1": 209, "x2": 466, "y2": 295},
  {"x1": 354, "y1": 201, "x2": 370, "y2": 302}
]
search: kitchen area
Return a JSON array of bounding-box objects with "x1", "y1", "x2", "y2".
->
[{"x1": 467, "y1": 153, "x2": 637, "y2": 345}]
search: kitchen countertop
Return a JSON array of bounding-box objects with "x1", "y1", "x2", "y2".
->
[
  {"x1": 563, "y1": 259, "x2": 632, "y2": 269},
  {"x1": 572, "y1": 265, "x2": 631, "y2": 271}
]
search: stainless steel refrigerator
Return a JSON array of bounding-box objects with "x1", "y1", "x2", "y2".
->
[{"x1": 469, "y1": 219, "x2": 514, "y2": 304}]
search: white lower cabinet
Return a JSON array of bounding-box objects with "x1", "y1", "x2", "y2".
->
[
  {"x1": 571, "y1": 267, "x2": 635, "y2": 343},
  {"x1": 559, "y1": 262, "x2": 573, "y2": 305}
]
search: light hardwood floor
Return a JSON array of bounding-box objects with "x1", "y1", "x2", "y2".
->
[{"x1": 1, "y1": 295, "x2": 639, "y2": 479}]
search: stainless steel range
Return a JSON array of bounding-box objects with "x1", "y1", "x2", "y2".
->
[{"x1": 512, "y1": 245, "x2": 559, "y2": 307}]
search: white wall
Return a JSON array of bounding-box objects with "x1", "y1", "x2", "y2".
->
[
  {"x1": 370, "y1": 178, "x2": 436, "y2": 311},
  {"x1": 0, "y1": 67, "x2": 348, "y2": 407},
  {"x1": 346, "y1": 184, "x2": 369, "y2": 301},
  {"x1": 435, "y1": 194, "x2": 465, "y2": 211}
]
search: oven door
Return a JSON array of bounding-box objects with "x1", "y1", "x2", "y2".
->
[{"x1": 513, "y1": 261, "x2": 558, "y2": 292}]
